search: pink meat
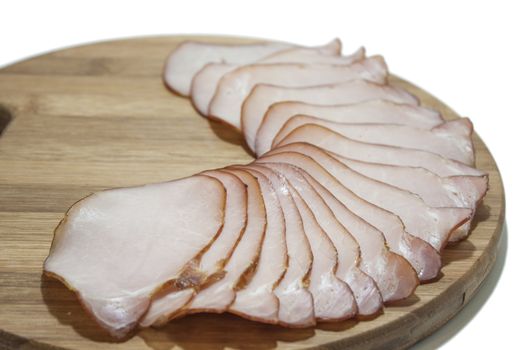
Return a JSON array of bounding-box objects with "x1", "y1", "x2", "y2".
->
[
  {"x1": 190, "y1": 46, "x2": 364, "y2": 116},
  {"x1": 265, "y1": 146, "x2": 472, "y2": 251},
  {"x1": 209, "y1": 57, "x2": 388, "y2": 130},
  {"x1": 257, "y1": 163, "x2": 383, "y2": 316},
  {"x1": 332, "y1": 154, "x2": 488, "y2": 242},
  {"x1": 276, "y1": 124, "x2": 485, "y2": 177},
  {"x1": 242, "y1": 166, "x2": 315, "y2": 327},
  {"x1": 141, "y1": 170, "x2": 247, "y2": 327},
  {"x1": 185, "y1": 170, "x2": 266, "y2": 319},
  {"x1": 258, "y1": 149, "x2": 442, "y2": 281},
  {"x1": 227, "y1": 167, "x2": 287, "y2": 324},
  {"x1": 44, "y1": 175, "x2": 226, "y2": 338},
  {"x1": 164, "y1": 40, "x2": 294, "y2": 96},
  {"x1": 255, "y1": 100, "x2": 444, "y2": 156},
  {"x1": 242, "y1": 80, "x2": 419, "y2": 153},
  {"x1": 248, "y1": 164, "x2": 359, "y2": 321},
  {"x1": 256, "y1": 157, "x2": 420, "y2": 300},
  {"x1": 272, "y1": 117, "x2": 475, "y2": 165}
]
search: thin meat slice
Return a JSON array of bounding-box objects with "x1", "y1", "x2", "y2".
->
[
  {"x1": 257, "y1": 159, "x2": 419, "y2": 301},
  {"x1": 257, "y1": 163, "x2": 383, "y2": 316},
  {"x1": 43, "y1": 175, "x2": 226, "y2": 338},
  {"x1": 273, "y1": 117, "x2": 475, "y2": 165},
  {"x1": 241, "y1": 167, "x2": 315, "y2": 327},
  {"x1": 209, "y1": 57, "x2": 388, "y2": 130},
  {"x1": 190, "y1": 46, "x2": 365, "y2": 116},
  {"x1": 165, "y1": 38, "x2": 341, "y2": 96},
  {"x1": 262, "y1": 46, "x2": 364, "y2": 65},
  {"x1": 286, "y1": 184, "x2": 356, "y2": 321},
  {"x1": 227, "y1": 168, "x2": 287, "y2": 324},
  {"x1": 258, "y1": 151, "x2": 441, "y2": 282},
  {"x1": 266, "y1": 145, "x2": 472, "y2": 251},
  {"x1": 249, "y1": 164, "x2": 358, "y2": 321},
  {"x1": 164, "y1": 41, "x2": 292, "y2": 96},
  {"x1": 274, "y1": 143, "x2": 487, "y2": 242},
  {"x1": 141, "y1": 170, "x2": 247, "y2": 327},
  {"x1": 255, "y1": 100, "x2": 443, "y2": 156},
  {"x1": 242, "y1": 80, "x2": 419, "y2": 152},
  {"x1": 191, "y1": 63, "x2": 239, "y2": 116},
  {"x1": 184, "y1": 170, "x2": 267, "y2": 319},
  {"x1": 276, "y1": 124, "x2": 486, "y2": 177},
  {"x1": 333, "y1": 155, "x2": 488, "y2": 242}
]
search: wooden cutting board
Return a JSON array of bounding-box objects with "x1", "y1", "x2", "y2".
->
[{"x1": 0, "y1": 35, "x2": 505, "y2": 350}]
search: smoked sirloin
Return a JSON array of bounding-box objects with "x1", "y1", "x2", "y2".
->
[{"x1": 44, "y1": 38, "x2": 488, "y2": 339}]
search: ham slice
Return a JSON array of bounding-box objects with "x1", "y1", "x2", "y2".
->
[
  {"x1": 273, "y1": 143, "x2": 487, "y2": 242},
  {"x1": 333, "y1": 155, "x2": 488, "y2": 242},
  {"x1": 190, "y1": 63, "x2": 239, "y2": 116},
  {"x1": 242, "y1": 80, "x2": 419, "y2": 153},
  {"x1": 261, "y1": 46, "x2": 364, "y2": 65},
  {"x1": 258, "y1": 150, "x2": 442, "y2": 281},
  {"x1": 209, "y1": 57, "x2": 388, "y2": 130},
  {"x1": 47, "y1": 39, "x2": 491, "y2": 337},
  {"x1": 140, "y1": 170, "x2": 247, "y2": 327},
  {"x1": 165, "y1": 39, "x2": 341, "y2": 96},
  {"x1": 276, "y1": 124, "x2": 485, "y2": 177},
  {"x1": 272, "y1": 117, "x2": 475, "y2": 165},
  {"x1": 190, "y1": 46, "x2": 365, "y2": 116},
  {"x1": 247, "y1": 164, "x2": 358, "y2": 321},
  {"x1": 265, "y1": 145, "x2": 472, "y2": 251},
  {"x1": 164, "y1": 41, "x2": 292, "y2": 96},
  {"x1": 183, "y1": 170, "x2": 267, "y2": 319},
  {"x1": 43, "y1": 175, "x2": 226, "y2": 338},
  {"x1": 257, "y1": 159, "x2": 419, "y2": 301},
  {"x1": 255, "y1": 163, "x2": 383, "y2": 316},
  {"x1": 238, "y1": 166, "x2": 315, "y2": 327},
  {"x1": 227, "y1": 168, "x2": 287, "y2": 324},
  {"x1": 255, "y1": 100, "x2": 444, "y2": 156}
]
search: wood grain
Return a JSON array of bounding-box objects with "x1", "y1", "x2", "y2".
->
[{"x1": 0, "y1": 35, "x2": 505, "y2": 350}]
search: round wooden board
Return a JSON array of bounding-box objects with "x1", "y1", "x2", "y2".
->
[{"x1": 0, "y1": 35, "x2": 505, "y2": 350}]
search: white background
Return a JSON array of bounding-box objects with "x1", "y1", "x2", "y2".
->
[{"x1": 1, "y1": 1, "x2": 522, "y2": 349}]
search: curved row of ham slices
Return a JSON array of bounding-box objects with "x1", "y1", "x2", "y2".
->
[{"x1": 44, "y1": 38, "x2": 489, "y2": 339}]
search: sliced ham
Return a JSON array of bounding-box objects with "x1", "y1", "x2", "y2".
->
[
  {"x1": 164, "y1": 41, "x2": 292, "y2": 96},
  {"x1": 190, "y1": 47, "x2": 365, "y2": 116},
  {"x1": 190, "y1": 63, "x2": 239, "y2": 116},
  {"x1": 227, "y1": 168, "x2": 287, "y2": 324},
  {"x1": 334, "y1": 155, "x2": 487, "y2": 210},
  {"x1": 272, "y1": 117, "x2": 475, "y2": 165},
  {"x1": 273, "y1": 143, "x2": 487, "y2": 242},
  {"x1": 43, "y1": 175, "x2": 226, "y2": 338},
  {"x1": 209, "y1": 57, "x2": 388, "y2": 130},
  {"x1": 276, "y1": 124, "x2": 485, "y2": 177},
  {"x1": 140, "y1": 170, "x2": 247, "y2": 327},
  {"x1": 262, "y1": 46, "x2": 364, "y2": 64},
  {"x1": 265, "y1": 145, "x2": 471, "y2": 251},
  {"x1": 185, "y1": 170, "x2": 266, "y2": 319},
  {"x1": 258, "y1": 150, "x2": 442, "y2": 281},
  {"x1": 255, "y1": 100, "x2": 444, "y2": 156},
  {"x1": 333, "y1": 155, "x2": 488, "y2": 242},
  {"x1": 247, "y1": 164, "x2": 358, "y2": 321},
  {"x1": 48, "y1": 38, "x2": 491, "y2": 337},
  {"x1": 165, "y1": 39, "x2": 341, "y2": 96},
  {"x1": 242, "y1": 80, "x2": 419, "y2": 153},
  {"x1": 256, "y1": 163, "x2": 383, "y2": 316},
  {"x1": 242, "y1": 166, "x2": 315, "y2": 327},
  {"x1": 257, "y1": 159, "x2": 419, "y2": 301}
]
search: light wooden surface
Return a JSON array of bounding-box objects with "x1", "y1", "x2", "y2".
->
[{"x1": 0, "y1": 36, "x2": 505, "y2": 350}]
